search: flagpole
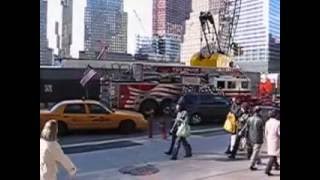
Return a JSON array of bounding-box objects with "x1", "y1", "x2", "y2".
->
[{"x1": 85, "y1": 85, "x2": 89, "y2": 99}]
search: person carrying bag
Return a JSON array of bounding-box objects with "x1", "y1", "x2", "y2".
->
[
  {"x1": 223, "y1": 112, "x2": 237, "y2": 134},
  {"x1": 171, "y1": 104, "x2": 192, "y2": 160}
]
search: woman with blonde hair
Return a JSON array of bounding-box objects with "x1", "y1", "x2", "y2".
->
[{"x1": 40, "y1": 120, "x2": 77, "y2": 180}]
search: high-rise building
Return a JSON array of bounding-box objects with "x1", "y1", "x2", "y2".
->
[
  {"x1": 234, "y1": 0, "x2": 280, "y2": 73},
  {"x1": 153, "y1": 0, "x2": 192, "y2": 39},
  {"x1": 83, "y1": 0, "x2": 127, "y2": 60},
  {"x1": 152, "y1": 0, "x2": 192, "y2": 62},
  {"x1": 40, "y1": 0, "x2": 53, "y2": 65},
  {"x1": 135, "y1": 34, "x2": 181, "y2": 62},
  {"x1": 61, "y1": 0, "x2": 73, "y2": 58}
]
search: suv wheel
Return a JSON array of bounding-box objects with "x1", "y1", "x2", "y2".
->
[{"x1": 190, "y1": 114, "x2": 203, "y2": 125}]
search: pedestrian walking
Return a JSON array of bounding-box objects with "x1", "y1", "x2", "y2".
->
[
  {"x1": 265, "y1": 110, "x2": 280, "y2": 176},
  {"x1": 143, "y1": 108, "x2": 155, "y2": 138},
  {"x1": 246, "y1": 106, "x2": 264, "y2": 170},
  {"x1": 40, "y1": 120, "x2": 77, "y2": 180},
  {"x1": 225, "y1": 97, "x2": 242, "y2": 154},
  {"x1": 165, "y1": 96, "x2": 185, "y2": 155},
  {"x1": 228, "y1": 103, "x2": 250, "y2": 159},
  {"x1": 159, "y1": 116, "x2": 167, "y2": 140},
  {"x1": 164, "y1": 113, "x2": 178, "y2": 155},
  {"x1": 170, "y1": 103, "x2": 192, "y2": 160}
]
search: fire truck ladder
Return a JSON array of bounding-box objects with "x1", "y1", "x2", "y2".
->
[{"x1": 96, "y1": 40, "x2": 109, "y2": 60}]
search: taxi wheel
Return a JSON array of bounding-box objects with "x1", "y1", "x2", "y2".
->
[{"x1": 119, "y1": 120, "x2": 136, "y2": 134}]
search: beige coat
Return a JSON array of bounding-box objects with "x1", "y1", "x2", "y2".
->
[
  {"x1": 40, "y1": 139, "x2": 76, "y2": 180},
  {"x1": 265, "y1": 118, "x2": 280, "y2": 156}
]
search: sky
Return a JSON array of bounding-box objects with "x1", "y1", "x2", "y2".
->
[{"x1": 47, "y1": 0, "x2": 152, "y2": 58}]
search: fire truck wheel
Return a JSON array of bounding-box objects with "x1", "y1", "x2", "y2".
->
[
  {"x1": 57, "y1": 121, "x2": 68, "y2": 136},
  {"x1": 140, "y1": 100, "x2": 159, "y2": 116},
  {"x1": 161, "y1": 100, "x2": 174, "y2": 115},
  {"x1": 190, "y1": 114, "x2": 203, "y2": 125},
  {"x1": 119, "y1": 120, "x2": 136, "y2": 134}
]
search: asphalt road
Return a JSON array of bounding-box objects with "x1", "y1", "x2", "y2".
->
[{"x1": 59, "y1": 115, "x2": 224, "y2": 145}]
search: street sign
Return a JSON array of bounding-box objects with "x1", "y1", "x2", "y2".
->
[{"x1": 182, "y1": 76, "x2": 201, "y2": 85}]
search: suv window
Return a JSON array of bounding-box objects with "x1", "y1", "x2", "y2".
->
[
  {"x1": 88, "y1": 104, "x2": 108, "y2": 114},
  {"x1": 182, "y1": 95, "x2": 197, "y2": 105},
  {"x1": 64, "y1": 104, "x2": 86, "y2": 114},
  {"x1": 213, "y1": 96, "x2": 229, "y2": 105},
  {"x1": 199, "y1": 95, "x2": 215, "y2": 104}
]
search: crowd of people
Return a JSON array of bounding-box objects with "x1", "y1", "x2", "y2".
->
[
  {"x1": 223, "y1": 97, "x2": 280, "y2": 176},
  {"x1": 163, "y1": 95, "x2": 280, "y2": 176}
]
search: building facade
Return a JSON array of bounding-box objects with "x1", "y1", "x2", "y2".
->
[
  {"x1": 40, "y1": 0, "x2": 53, "y2": 65},
  {"x1": 152, "y1": 0, "x2": 192, "y2": 62},
  {"x1": 84, "y1": 0, "x2": 127, "y2": 59},
  {"x1": 234, "y1": 0, "x2": 280, "y2": 73},
  {"x1": 135, "y1": 34, "x2": 181, "y2": 62},
  {"x1": 61, "y1": 0, "x2": 73, "y2": 58}
]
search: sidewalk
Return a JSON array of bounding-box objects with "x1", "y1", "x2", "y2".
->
[
  {"x1": 71, "y1": 135, "x2": 279, "y2": 180},
  {"x1": 76, "y1": 153, "x2": 279, "y2": 180}
]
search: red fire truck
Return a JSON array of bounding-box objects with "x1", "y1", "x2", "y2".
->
[{"x1": 100, "y1": 63, "x2": 261, "y2": 115}]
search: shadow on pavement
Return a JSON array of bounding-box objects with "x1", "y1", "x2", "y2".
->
[{"x1": 192, "y1": 152, "x2": 249, "y2": 162}]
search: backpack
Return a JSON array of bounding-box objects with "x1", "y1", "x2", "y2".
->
[{"x1": 223, "y1": 112, "x2": 237, "y2": 134}]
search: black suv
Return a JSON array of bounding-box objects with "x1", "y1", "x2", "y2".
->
[{"x1": 178, "y1": 94, "x2": 231, "y2": 125}]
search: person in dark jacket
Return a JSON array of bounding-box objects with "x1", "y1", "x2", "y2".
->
[
  {"x1": 230, "y1": 98, "x2": 242, "y2": 117},
  {"x1": 246, "y1": 106, "x2": 264, "y2": 170}
]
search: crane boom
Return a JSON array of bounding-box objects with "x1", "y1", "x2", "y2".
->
[{"x1": 133, "y1": 10, "x2": 147, "y2": 34}]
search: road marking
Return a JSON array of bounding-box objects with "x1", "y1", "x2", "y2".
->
[{"x1": 61, "y1": 127, "x2": 223, "y2": 148}]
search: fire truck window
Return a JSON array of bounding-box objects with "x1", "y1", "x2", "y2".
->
[
  {"x1": 241, "y1": 81, "x2": 249, "y2": 89},
  {"x1": 227, "y1": 81, "x2": 236, "y2": 89},
  {"x1": 64, "y1": 104, "x2": 86, "y2": 114},
  {"x1": 217, "y1": 81, "x2": 225, "y2": 89}
]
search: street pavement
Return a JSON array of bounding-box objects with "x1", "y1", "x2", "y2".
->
[
  {"x1": 57, "y1": 130, "x2": 280, "y2": 180},
  {"x1": 59, "y1": 115, "x2": 223, "y2": 145}
]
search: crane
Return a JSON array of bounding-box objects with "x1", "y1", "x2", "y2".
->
[
  {"x1": 190, "y1": 0, "x2": 243, "y2": 68},
  {"x1": 96, "y1": 40, "x2": 109, "y2": 60},
  {"x1": 133, "y1": 9, "x2": 147, "y2": 34}
]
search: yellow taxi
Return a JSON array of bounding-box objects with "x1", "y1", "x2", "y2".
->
[{"x1": 40, "y1": 100, "x2": 148, "y2": 135}]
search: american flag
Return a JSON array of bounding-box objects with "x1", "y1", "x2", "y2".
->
[{"x1": 80, "y1": 65, "x2": 97, "y2": 87}]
